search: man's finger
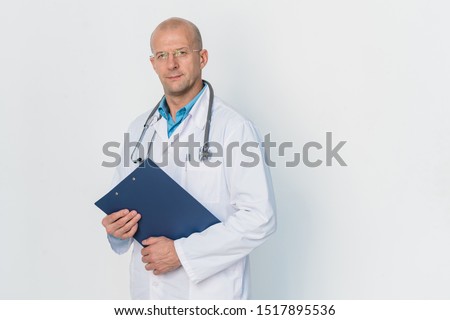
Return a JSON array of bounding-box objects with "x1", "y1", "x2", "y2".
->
[
  {"x1": 145, "y1": 262, "x2": 157, "y2": 271},
  {"x1": 142, "y1": 236, "x2": 165, "y2": 246},
  {"x1": 120, "y1": 214, "x2": 141, "y2": 234},
  {"x1": 108, "y1": 212, "x2": 138, "y2": 238},
  {"x1": 121, "y1": 224, "x2": 138, "y2": 240},
  {"x1": 122, "y1": 223, "x2": 139, "y2": 240},
  {"x1": 102, "y1": 209, "x2": 129, "y2": 226},
  {"x1": 110, "y1": 210, "x2": 137, "y2": 230}
]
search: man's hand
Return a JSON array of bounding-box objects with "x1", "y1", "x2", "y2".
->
[
  {"x1": 102, "y1": 209, "x2": 141, "y2": 240},
  {"x1": 141, "y1": 237, "x2": 181, "y2": 275}
]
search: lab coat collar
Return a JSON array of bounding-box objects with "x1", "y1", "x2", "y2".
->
[
  {"x1": 188, "y1": 83, "x2": 211, "y2": 130},
  {"x1": 153, "y1": 112, "x2": 168, "y2": 141}
]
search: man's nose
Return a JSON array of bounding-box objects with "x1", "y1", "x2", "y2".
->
[{"x1": 166, "y1": 53, "x2": 179, "y2": 69}]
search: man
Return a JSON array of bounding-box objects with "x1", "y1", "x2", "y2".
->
[{"x1": 101, "y1": 17, "x2": 276, "y2": 299}]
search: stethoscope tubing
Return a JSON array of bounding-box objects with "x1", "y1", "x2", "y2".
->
[{"x1": 131, "y1": 80, "x2": 213, "y2": 164}]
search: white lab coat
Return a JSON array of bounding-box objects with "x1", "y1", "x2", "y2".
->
[{"x1": 108, "y1": 85, "x2": 276, "y2": 299}]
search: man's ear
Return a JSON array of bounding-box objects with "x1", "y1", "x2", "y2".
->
[
  {"x1": 199, "y1": 49, "x2": 208, "y2": 69},
  {"x1": 150, "y1": 57, "x2": 157, "y2": 71}
]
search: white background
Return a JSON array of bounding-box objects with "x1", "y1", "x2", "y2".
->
[{"x1": 0, "y1": 0, "x2": 449, "y2": 299}]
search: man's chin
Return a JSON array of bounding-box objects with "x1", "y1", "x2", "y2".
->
[{"x1": 163, "y1": 83, "x2": 189, "y2": 97}]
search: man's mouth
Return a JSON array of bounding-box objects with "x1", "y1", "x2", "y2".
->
[{"x1": 166, "y1": 74, "x2": 182, "y2": 80}]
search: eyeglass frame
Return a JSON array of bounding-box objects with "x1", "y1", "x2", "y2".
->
[{"x1": 150, "y1": 47, "x2": 202, "y2": 62}]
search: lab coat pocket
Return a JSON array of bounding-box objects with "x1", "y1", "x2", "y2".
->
[{"x1": 185, "y1": 162, "x2": 222, "y2": 204}]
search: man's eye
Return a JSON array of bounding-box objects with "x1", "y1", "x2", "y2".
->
[
  {"x1": 156, "y1": 53, "x2": 167, "y2": 60},
  {"x1": 177, "y1": 50, "x2": 188, "y2": 56}
]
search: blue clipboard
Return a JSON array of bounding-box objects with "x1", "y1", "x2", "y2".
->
[{"x1": 95, "y1": 158, "x2": 220, "y2": 246}]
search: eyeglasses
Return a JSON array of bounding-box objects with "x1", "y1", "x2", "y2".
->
[{"x1": 150, "y1": 48, "x2": 201, "y2": 62}]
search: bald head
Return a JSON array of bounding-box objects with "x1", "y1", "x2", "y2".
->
[{"x1": 150, "y1": 17, "x2": 202, "y2": 53}]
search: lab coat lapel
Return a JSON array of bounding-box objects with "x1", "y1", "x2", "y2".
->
[{"x1": 153, "y1": 115, "x2": 168, "y2": 142}]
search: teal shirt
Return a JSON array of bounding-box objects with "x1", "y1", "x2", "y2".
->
[{"x1": 158, "y1": 84, "x2": 207, "y2": 138}]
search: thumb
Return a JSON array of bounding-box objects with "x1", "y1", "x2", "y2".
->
[{"x1": 142, "y1": 236, "x2": 162, "y2": 246}]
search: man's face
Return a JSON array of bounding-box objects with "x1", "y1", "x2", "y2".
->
[{"x1": 150, "y1": 26, "x2": 207, "y2": 98}]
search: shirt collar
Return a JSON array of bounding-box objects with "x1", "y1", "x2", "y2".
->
[{"x1": 157, "y1": 84, "x2": 207, "y2": 122}]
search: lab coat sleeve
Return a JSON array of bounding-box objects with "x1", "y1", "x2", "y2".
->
[
  {"x1": 106, "y1": 141, "x2": 133, "y2": 255},
  {"x1": 174, "y1": 120, "x2": 277, "y2": 284}
]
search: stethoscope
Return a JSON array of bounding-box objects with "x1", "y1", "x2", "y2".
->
[{"x1": 131, "y1": 80, "x2": 214, "y2": 164}]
